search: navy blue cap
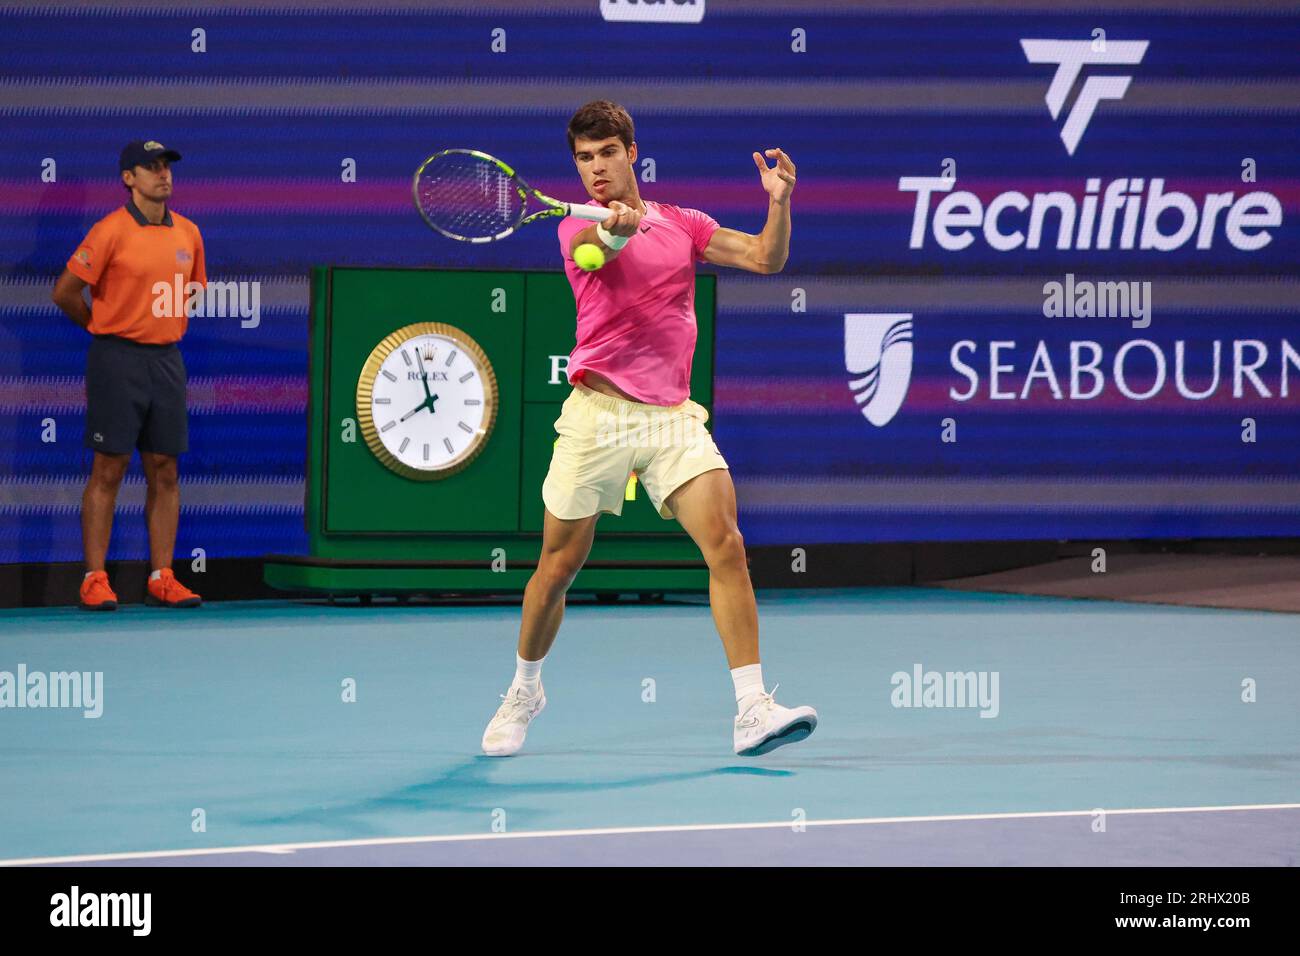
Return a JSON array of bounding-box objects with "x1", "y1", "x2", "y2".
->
[{"x1": 119, "y1": 140, "x2": 182, "y2": 171}]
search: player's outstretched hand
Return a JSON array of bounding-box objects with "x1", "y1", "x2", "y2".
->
[
  {"x1": 754, "y1": 148, "x2": 796, "y2": 204},
  {"x1": 601, "y1": 199, "x2": 643, "y2": 237}
]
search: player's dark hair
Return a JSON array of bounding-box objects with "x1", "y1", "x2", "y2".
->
[{"x1": 567, "y1": 100, "x2": 634, "y2": 155}]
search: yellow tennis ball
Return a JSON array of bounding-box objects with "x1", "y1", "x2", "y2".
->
[{"x1": 574, "y1": 242, "x2": 606, "y2": 272}]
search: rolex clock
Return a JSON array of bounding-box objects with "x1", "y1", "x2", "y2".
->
[{"x1": 355, "y1": 321, "x2": 499, "y2": 480}]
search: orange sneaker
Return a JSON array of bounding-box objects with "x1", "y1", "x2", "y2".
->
[
  {"x1": 145, "y1": 568, "x2": 202, "y2": 608},
  {"x1": 79, "y1": 570, "x2": 118, "y2": 611}
]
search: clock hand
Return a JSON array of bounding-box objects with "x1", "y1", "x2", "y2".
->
[
  {"x1": 414, "y1": 350, "x2": 433, "y2": 401},
  {"x1": 398, "y1": 393, "x2": 439, "y2": 422}
]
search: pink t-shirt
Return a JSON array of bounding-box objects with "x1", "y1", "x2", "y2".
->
[{"x1": 557, "y1": 199, "x2": 719, "y2": 406}]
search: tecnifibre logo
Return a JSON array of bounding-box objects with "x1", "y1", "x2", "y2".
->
[
  {"x1": 896, "y1": 39, "x2": 1283, "y2": 253},
  {"x1": 1021, "y1": 39, "x2": 1148, "y2": 155},
  {"x1": 845, "y1": 313, "x2": 913, "y2": 427},
  {"x1": 600, "y1": 0, "x2": 705, "y2": 24}
]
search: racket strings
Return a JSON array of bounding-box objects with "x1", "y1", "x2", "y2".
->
[{"x1": 416, "y1": 154, "x2": 525, "y2": 240}]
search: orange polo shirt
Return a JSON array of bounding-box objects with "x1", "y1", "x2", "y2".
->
[{"x1": 66, "y1": 201, "x2": 206, "y2": 344}]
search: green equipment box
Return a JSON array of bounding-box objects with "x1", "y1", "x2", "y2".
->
[{"x1": 263, "y1": 267, "x2": 716, "y2": 598}]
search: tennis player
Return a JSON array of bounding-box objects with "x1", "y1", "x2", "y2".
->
[
  {"x1": 483, "y1": 100, "x2": 816, "y2": 757},
  {"x1": 51, "y1": 140, "x2": 205, "y2": 610}
]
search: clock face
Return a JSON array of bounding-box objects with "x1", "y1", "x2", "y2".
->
[{"x1": 356, "y1": 322, "x2": 498, "y2": 480}]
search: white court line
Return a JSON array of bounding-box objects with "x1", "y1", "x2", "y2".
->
[{"x1": 3, "y1": 802, "x2": 1298, "y2": 867}]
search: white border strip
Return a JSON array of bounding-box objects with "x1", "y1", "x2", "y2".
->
[{"x1": 4, "y1": 802, "x2": 1298, "y2": 866}]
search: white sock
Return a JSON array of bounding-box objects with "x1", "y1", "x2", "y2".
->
[
  {"x1": 84, "y1": 571, "x2": 96, "y2": 581},
  {"x1": 731, "y1": 663, "x2": 764, "y2": 707},
  {"x1": 150, "y1": 570, "x2": 163, "y2": 582},
  {"x1": 512, "y1": 653, "x2": 545, "y2": 693}
]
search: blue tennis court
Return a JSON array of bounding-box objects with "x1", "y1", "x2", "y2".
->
[{"x1": 2, "y1": 587, "x2": 1296, "y2": 866}]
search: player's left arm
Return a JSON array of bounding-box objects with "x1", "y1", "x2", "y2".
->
[{"x1": 701, "y1": 147, "x2": 795, "y2": 274}]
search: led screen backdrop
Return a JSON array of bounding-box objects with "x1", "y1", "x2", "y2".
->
[{"x1": 1, "y1": 0, "x2": 1296, "y2": 565}]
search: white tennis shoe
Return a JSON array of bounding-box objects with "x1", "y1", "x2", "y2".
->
[
  {"x1": 482, "y1": 683, "x2": 546, "y2": 757},
  {"x1": 733, "y1": 685, "x2": 818, "y2": 756}
]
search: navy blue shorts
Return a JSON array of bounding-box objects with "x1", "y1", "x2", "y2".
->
[{"x1": 84, "y1": 335, "x2": 189, "y2": 456}]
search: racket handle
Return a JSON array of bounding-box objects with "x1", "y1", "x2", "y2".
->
[{"x1": 566, "y1": 203, "x2": 614, "y2": 222}]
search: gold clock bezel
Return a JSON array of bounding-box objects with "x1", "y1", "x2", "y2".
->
[{"x1": 355, "y1": 321, "x2": 499, "y2": 482}]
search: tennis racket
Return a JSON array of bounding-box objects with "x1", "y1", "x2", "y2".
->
[{"x1": 413, "y1": 148, "x2": 613, "y2": 243}]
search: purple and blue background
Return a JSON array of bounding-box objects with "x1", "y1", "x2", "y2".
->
[{"x1": 1, "y1": 0, "x2": 1297, "y2": 565}]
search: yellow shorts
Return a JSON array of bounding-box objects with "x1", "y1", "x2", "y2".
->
[{"x1": 542, "y1": 382, "x2": 729, "y2": 521}]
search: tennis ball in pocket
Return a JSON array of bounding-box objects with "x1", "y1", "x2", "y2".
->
[{"x1": 574, "y1": 243, "x2": 606, "y2": 272}]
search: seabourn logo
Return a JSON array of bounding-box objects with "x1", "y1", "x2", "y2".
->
[{"x1": 845, "y1": 313, "x2": 913, "y2": 427}]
